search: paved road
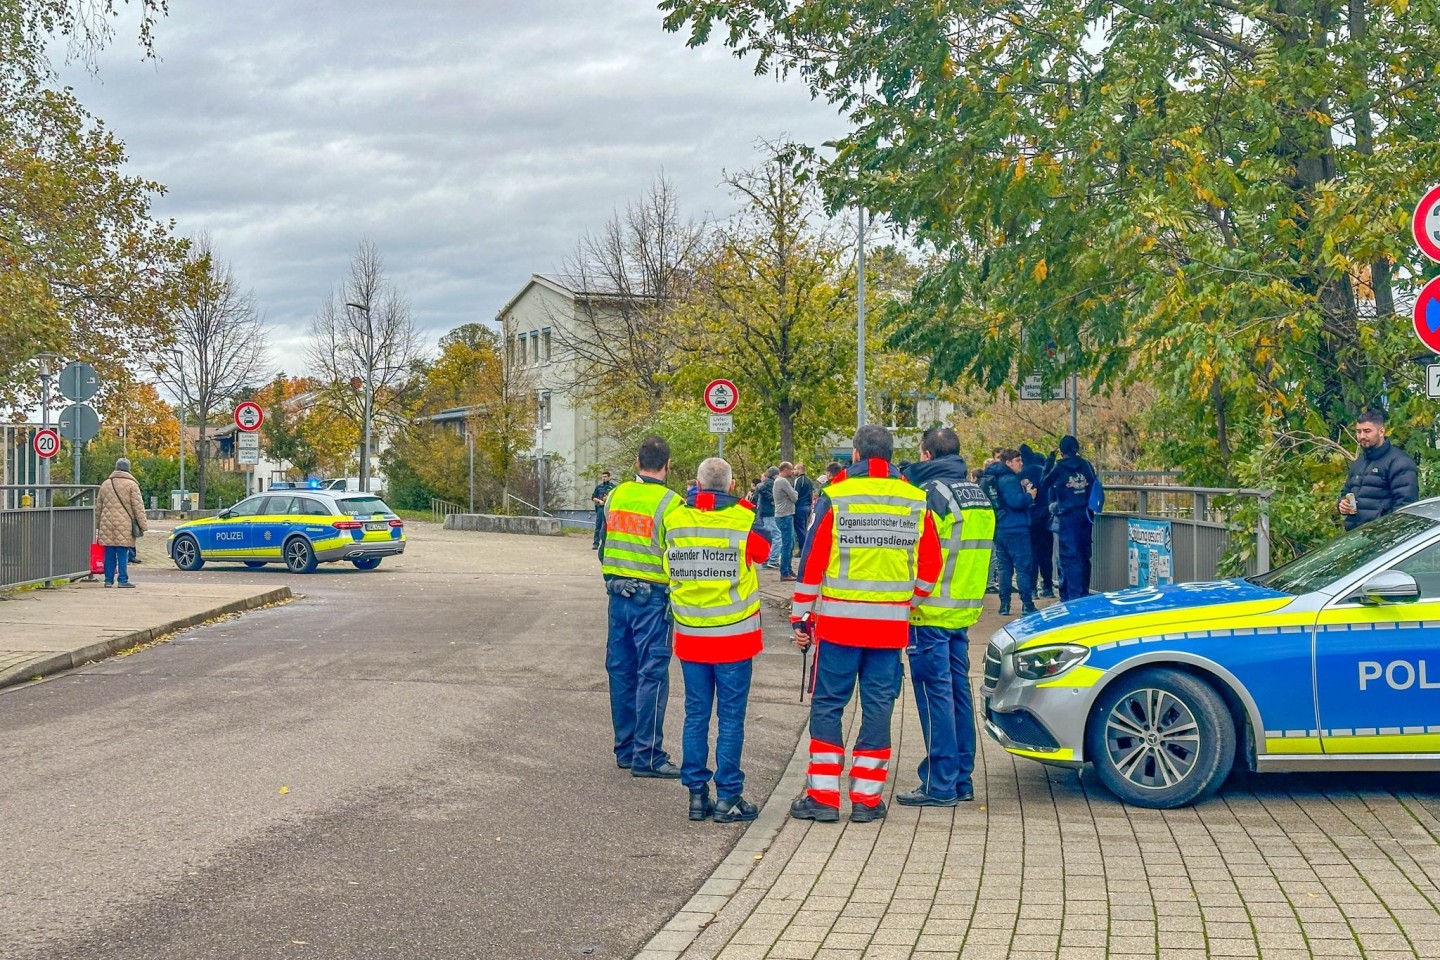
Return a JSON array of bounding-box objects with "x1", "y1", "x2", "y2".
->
[{"x1": 1, "y1": 524, "x2": 808, "y2": 960}]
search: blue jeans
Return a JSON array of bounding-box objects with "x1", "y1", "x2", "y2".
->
[
  {"x1": 994, "y1": 530, "x2": 1035, "y2": 608},
  {"x1": 680, "y1": 658, "x2": 753, "y2": 798},
  {"x1": 760, "y1": 518, "x2": 781, "y2": 568},
  {"x1": 809, "y1": 641, "x2": 902, "y2": 752},
  {"x1": 1057, "y1": 513, "x2": 1093, "y2": 601},
  {"x1": 777, "y1": 517, "x2": 796, "y2": 577},
  {"x1": 605, "y1": 586, "x2": 673, "y2": 770},
  {"x1": 103, "y1": 545, "x2": 130, "y2": 585},
  {"x1": 907, "y1": 626, "x2": 975, "y2": 798}
]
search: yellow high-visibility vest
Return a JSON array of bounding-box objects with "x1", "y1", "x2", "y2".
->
[
  {"x1": 816, "y1": 471, "x2": 928, "y2": 618},
  {"x1": 664, "y1": 501, "x2": 760, "y2": 633},
  {"x1": 601, "y1": 480, "x2": 680, "y2": 584},
  {"x1": 911, "y1": 479, "x2": 995, "y2": 629}
]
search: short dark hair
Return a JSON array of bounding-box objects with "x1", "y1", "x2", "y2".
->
[
  {"x1": 1357, "y1": 409, "x2": 1387, "y2": 427},
  {"x1": 824, "y1": 461, "x2": 843, "y2": 478},
  {"x1": 600, "y1": 470, "x2": 611, "y2": 477},
  {"x1": 921, "y1": 428, "x2": 960, "y2": 458},
  {"x1": 997, "y1": 448, "x2": 1021, "y2": 462},
  {"x1": 853, "y1": 424, "x2": 894, "y2": 462},
  {"x1": 636, "y1": 435, "x2": 670, "y2": 471}
]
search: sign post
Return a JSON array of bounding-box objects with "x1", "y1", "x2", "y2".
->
[
  {"x1": 234, "y1": 403, "x2": 264, "y2": 496},
  {"x1": 704, "y1": 379, "x2": 739, "y2": 457}
]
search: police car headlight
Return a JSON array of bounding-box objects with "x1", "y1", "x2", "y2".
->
[{"x1": 1012, "y1": 644, "x2": 1089, "y2": 681}]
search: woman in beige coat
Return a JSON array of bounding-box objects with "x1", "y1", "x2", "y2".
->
[{"x1": 95, "y1": 458, "x2": 148, "y2": 588}]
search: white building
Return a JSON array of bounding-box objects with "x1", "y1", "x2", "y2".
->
[{"x1": 495, "y1": 273, "x2": 629, "y2": 513}]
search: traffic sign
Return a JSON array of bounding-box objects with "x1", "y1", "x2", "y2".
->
[
  {"x1": 1414, "y1": 184, "x2": 1440, "y2": 263},
  {"x1": 237, "y1": 445, "x2": 260, "y2": 466},
  {"x1": 709, "y1": 414, "x2": 734, "y2": 434},
  {"x1": 57, "y1": 403, "x2": 99, "y2": 442},
  {"x1": 1019, "y1": 375, "x2": 1065, "y2": 401},
  {"x1": 1427, "y1": 365, "x2": 1440, "y2": 399},
  {"x1": 234, "y1": 401, "x2": 264, "y2": 432},
  {"x1": 1413, "y1": 275, "x2": 1440, "y2": 353},
  {"x1": 704, "y1": 379, "x2": 739, "y2": 414},
  {"x1": 32, "y1": 428, "x2": 60, "y2": 459},
  {"x1": 58, "y1": 361, "x2": 99, "y2": 402},
  {"x1": 237, "y1": 432, "x2": 260, "y2": 450}
]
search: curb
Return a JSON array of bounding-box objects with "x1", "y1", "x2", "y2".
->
[
  {"x1": 0, "y1": 586, "x2": 293, "y2": 691},
  {"x1": 633, "y1": 721, "x2": 811, "y2": 960}
]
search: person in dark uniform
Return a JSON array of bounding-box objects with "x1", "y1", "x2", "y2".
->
[
  {"x1": 1044, "y1": 436, "x2": 1099, "y2": 601},
  {"x1": 591, "y1": 471, "x2": 616, "y2": 549},
  {"x1": 792, "y1": 462, "x2": 815, "y2": 542},
  {"x1": 1019, "y1": 445, "x2": 1053, "y2": 598}
]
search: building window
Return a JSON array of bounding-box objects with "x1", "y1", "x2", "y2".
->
[
  {"x1": 541, "y1": 327, "x2": 552, "y2": 363},
  {"x1": 516, "y1": 333, "x2": 527, "y2": 366},
  {"x1": 530, "y1": 330, "x2": 540, "y2": 364},
  {"x1": 539, "y1": 391, "x2": 552, "y2": 429}
]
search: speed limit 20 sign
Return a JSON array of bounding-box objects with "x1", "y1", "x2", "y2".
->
[{"x1": 32, "y1": 428, "x2": 60, "y2": 459}]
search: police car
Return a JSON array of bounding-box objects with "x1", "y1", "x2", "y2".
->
[
  {"x1": 984, "y1": 500, "x2": 1440, "y2": 808},
  {"x1": 167, "y1": 490, "x2": 406, "y2": 574}
]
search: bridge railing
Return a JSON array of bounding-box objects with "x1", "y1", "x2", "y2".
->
[{"x1": 0, "y1": 485, "x2": 98, "y2": 590}]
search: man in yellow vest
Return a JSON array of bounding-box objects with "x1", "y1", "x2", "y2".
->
[
  {"x1": 665, "y1": 457, "x2": 774, "y2": 822},
  {"x1": 600, "y1": 435, "x2": 683, "y2": 778},
  {"x1": 790, "y1": 425, "x2": 943, "y2": 823},
  {"x1": 899, "y1": 427, "x2": 996, "y2": 806}
]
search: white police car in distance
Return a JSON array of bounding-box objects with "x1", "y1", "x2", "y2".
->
[{"x1": 984, "y1": 500, "x2": 1440, "y2": 808}]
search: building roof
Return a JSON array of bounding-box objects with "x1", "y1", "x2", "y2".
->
[{"x1": 495, "y1": 272, "x2": 655, "y2": 320}]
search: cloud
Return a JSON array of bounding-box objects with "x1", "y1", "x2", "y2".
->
[{"x1": 60, "y1": 0, "x2": 846, "y2": 369}]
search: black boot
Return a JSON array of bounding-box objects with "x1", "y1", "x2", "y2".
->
[
  {"x1": 688, "y1": 787, "x2": 715, "y2": 822},
  {"x1": 715, "y1": 796, "x2": 758, "y2": 823},
  {"x1": 998, "y1": 602, "x2": 1011, "y2": 617},
  {"x1": 789, "y1": 795, "x2": 840, "y2": 822},
  {"x1": 851, "y1": 799, "x2": 888, "y2": 823}
]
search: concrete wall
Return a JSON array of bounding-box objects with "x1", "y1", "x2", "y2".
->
[{"x1": 443, "y1": 513, "x2": 563, "y2": 536}]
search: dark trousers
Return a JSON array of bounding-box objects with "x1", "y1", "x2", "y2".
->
[
  {"x1": 906, "y1": 625, "x2": 974, "y2": 799},
  {"x1": 994, "y1": 531, "x2": 1035, "y2": 608},
  {"x1": 794, "y1": 511, "x2": 811, "y2": 543},
  {"x1": 102, "y1": 545, "x2": 130, "y2": 585},
  {"x1": 777, "y1": 518, "x2": 796, "y2": 578},
  {"x1": 593, "y1": 506, "x2": 606, "y2": 547},
  {"x1": 680, "y1": 658, "x2": 753, "y2": 798},
  {"x1": 1029, "y1": 524, "x2": 1054, "y2": 594},
  {"x1": 809, "y1": 641, "x2": 902, "y2": 753},
  {"x1": 605, "y1": 588, "x2": 673, "y2": 770},
  {"x1": 1057, "y1": 513, "x2": 1094, "y2": 601}
]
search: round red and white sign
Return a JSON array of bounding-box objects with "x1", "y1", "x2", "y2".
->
[
  {"x1": 32, "y1": 428, "x2": 60, "y2": 459},
  {"x1": 234, "y1": 401, "x2": 264, "y2": 432},
  {"x1": 1413, "y1": 184, "x2": 1440, "y2": 263},
  {"x1": 1413, "y1": 275, "x2": 1440, "y2": 353},
  {"x1": 704, "y1": 379, "x2": 739, "y2": 415}
]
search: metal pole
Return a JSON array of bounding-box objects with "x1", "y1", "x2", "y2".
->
[
  {"x1": 1257, "y1": 495, "x2": 1272, "y2": 574},
  {"x1": 362, "y1": 381, "x2": 373, "y2": 491},
  {"x1": 1068, "y1": 372, "x2": 1079, "y2": 437},
  {"x1": 857, "y1": 207, "x2": 867, "y2": 430},
  {"x1": 718, "y1": 432, "x2": 724, "y2": 459},
  {"x1": 537, "y1": 392, "x2": 546, "y2": 515},
  {"x1": 467, "y1": 428, "x2": 475, "y2": 513},
  {"x1": 178, "y1": 375, "x2": 186, "y2": 510},
  {"x1": 38, "y1": 357, "x2": 53, "y2": 507}
]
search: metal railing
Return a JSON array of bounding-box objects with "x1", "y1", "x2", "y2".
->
[
  {"x1": 504, "y1": 492, "x2": 551, "y2": 517},
  {"x1": 0, "y1": 485, "x2": 99, "y2": 590},
  {"x1": 429, "y1": 497, "x2": 465, "y2": 525},
  {"x1": 1091, "y1": 484, "x2": 1272, "y2": 592}
]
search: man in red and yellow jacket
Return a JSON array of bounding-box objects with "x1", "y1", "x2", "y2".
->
[
  {"x1": 790, "y1": 425, "x2": 942, "y2": 823},
  {"x1": 665, "y1": 456, "x2": 773, "y2": 823}
]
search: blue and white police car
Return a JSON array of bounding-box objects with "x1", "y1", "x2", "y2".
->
[
  {"x1": 984, "y1": 500, "x2": 1440, "y2": 807},
  {"x1": 167, "y1": 490, "x2": 406, "y2": 574}
]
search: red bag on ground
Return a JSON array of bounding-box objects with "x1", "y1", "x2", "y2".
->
[{"x1": 90, "y1": 543, "x2": 105, "y2": 576}]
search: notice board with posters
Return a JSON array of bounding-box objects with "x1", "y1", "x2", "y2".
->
[{"x1": 1127, "y1": 518, "x2": 1174, "y2": 587}]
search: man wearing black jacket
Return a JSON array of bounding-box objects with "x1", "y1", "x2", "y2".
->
[
  {"x1": 983, "y1": 450, "x2": 1037, "y2": 617},
  {"x1": 1338, "y1": 410, "x2": 1419, "y2": 530},
  {"x1": 1044, "y1": 436, "x2": 1098, "y2": 601},
  {"x1": 1019, "y1": 444, "x2": 1054, "y2": 598}
]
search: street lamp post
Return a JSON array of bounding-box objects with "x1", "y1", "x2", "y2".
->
[
  {"x1": 36, "y1": 352, "x2": 58, "y2": 505},
  {"x1": 536, "y1": 391, "x2": 547, "y2": 516},
  {"x1": 166, "y1": 348, "x2": 187, "y2": 510},
  {"x1": 346, "y1": 301, "x2": 375, "y2": 493},
  {"x1": 856, "y1": 208, "x2": 867, "y2": 431}
]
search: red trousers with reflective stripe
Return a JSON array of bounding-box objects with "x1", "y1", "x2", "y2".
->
[{"x1": 805, "y1": 740, "x2": 893, "y2": 808}]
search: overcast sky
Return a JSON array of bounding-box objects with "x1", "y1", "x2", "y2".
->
[{"x1": 60, "y1": 0, "x2": 845, "y2": 372}]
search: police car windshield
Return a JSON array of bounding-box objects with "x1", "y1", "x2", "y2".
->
[
  {"x1": 1251, "y1": 511, "x2": 1435, "y2": 595},
  {"x1": 335, "y1": 495, "x2": 392, "y2": 517}
]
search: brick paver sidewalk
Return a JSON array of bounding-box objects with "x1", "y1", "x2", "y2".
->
[{"x1": 642, "y1": 584, "x2": 1440, "y2": 960}]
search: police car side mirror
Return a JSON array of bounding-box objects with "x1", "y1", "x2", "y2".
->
[
  {"x1": 219, "y1": 509, "x2": 233, "y2": 520},
  {"x1": 1354, "y1": 571, "x2": 1420, "y2": 605}
]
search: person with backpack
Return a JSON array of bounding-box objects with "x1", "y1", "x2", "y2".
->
[{"x1": 1044, "y1": 435, "x2": 1100, "y2": 601}]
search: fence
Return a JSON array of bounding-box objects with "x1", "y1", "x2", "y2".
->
[
  {"x1": 0, "y1": 485, "x2": 98, "y2": 590},
  {"x1": 1090, "y1": 484, "x2": 1272, "y2": 592},
  {"x1": 429, "y1": 498, "x2": 464, "y2": 525}
]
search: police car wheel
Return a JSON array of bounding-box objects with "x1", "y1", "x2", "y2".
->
[
  {"x1": 1087, "y1": 668, "x2": 1234, "y2": 809},
  {"x1": 351, "y1": 557, "x2": 381, "y2": 570},
  {"x1": 172, "y1": 535, "x2": 204, "y2": 572},
  {"x1": 283, "y1": 537, "x2": 318, "y2": 574}
]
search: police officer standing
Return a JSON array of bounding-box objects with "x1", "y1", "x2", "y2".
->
[
  {"x1": 898, "y1": 428, "x2": 995, "y2": 806},
  {"x1": 665, "y1": 457, "x2": 774, "y2": 822},
  {"x1": 790, "y1": 425, "x2": 942, "y2": 823},
  {"x1": 1044, "y1": 435, "x2": 1099, "y2": 601},
  {"x1": 600, "y1": 436, "x2": 683, "y2": 778},
  {"x1": 591, "y1": 470, "x2": 616, "y2": 550}
]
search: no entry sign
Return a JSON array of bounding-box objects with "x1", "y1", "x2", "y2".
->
[
  {"x1": 1413, "y1": 275, "x2": 1440, "y2": 354},
  {"x1": 1414, "y1": 185, "x2": 1440, "y2": 263},
  {"x1": 234, "y1": 401, "x2": 264, "y2": 432},
  {"x1": 704, "y1": 379, "x2": 738, "y2": 415}
]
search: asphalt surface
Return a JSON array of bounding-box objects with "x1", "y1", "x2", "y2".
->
[{"x1": 1, "y1": 524, "x2": 809, "y2": 960}]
